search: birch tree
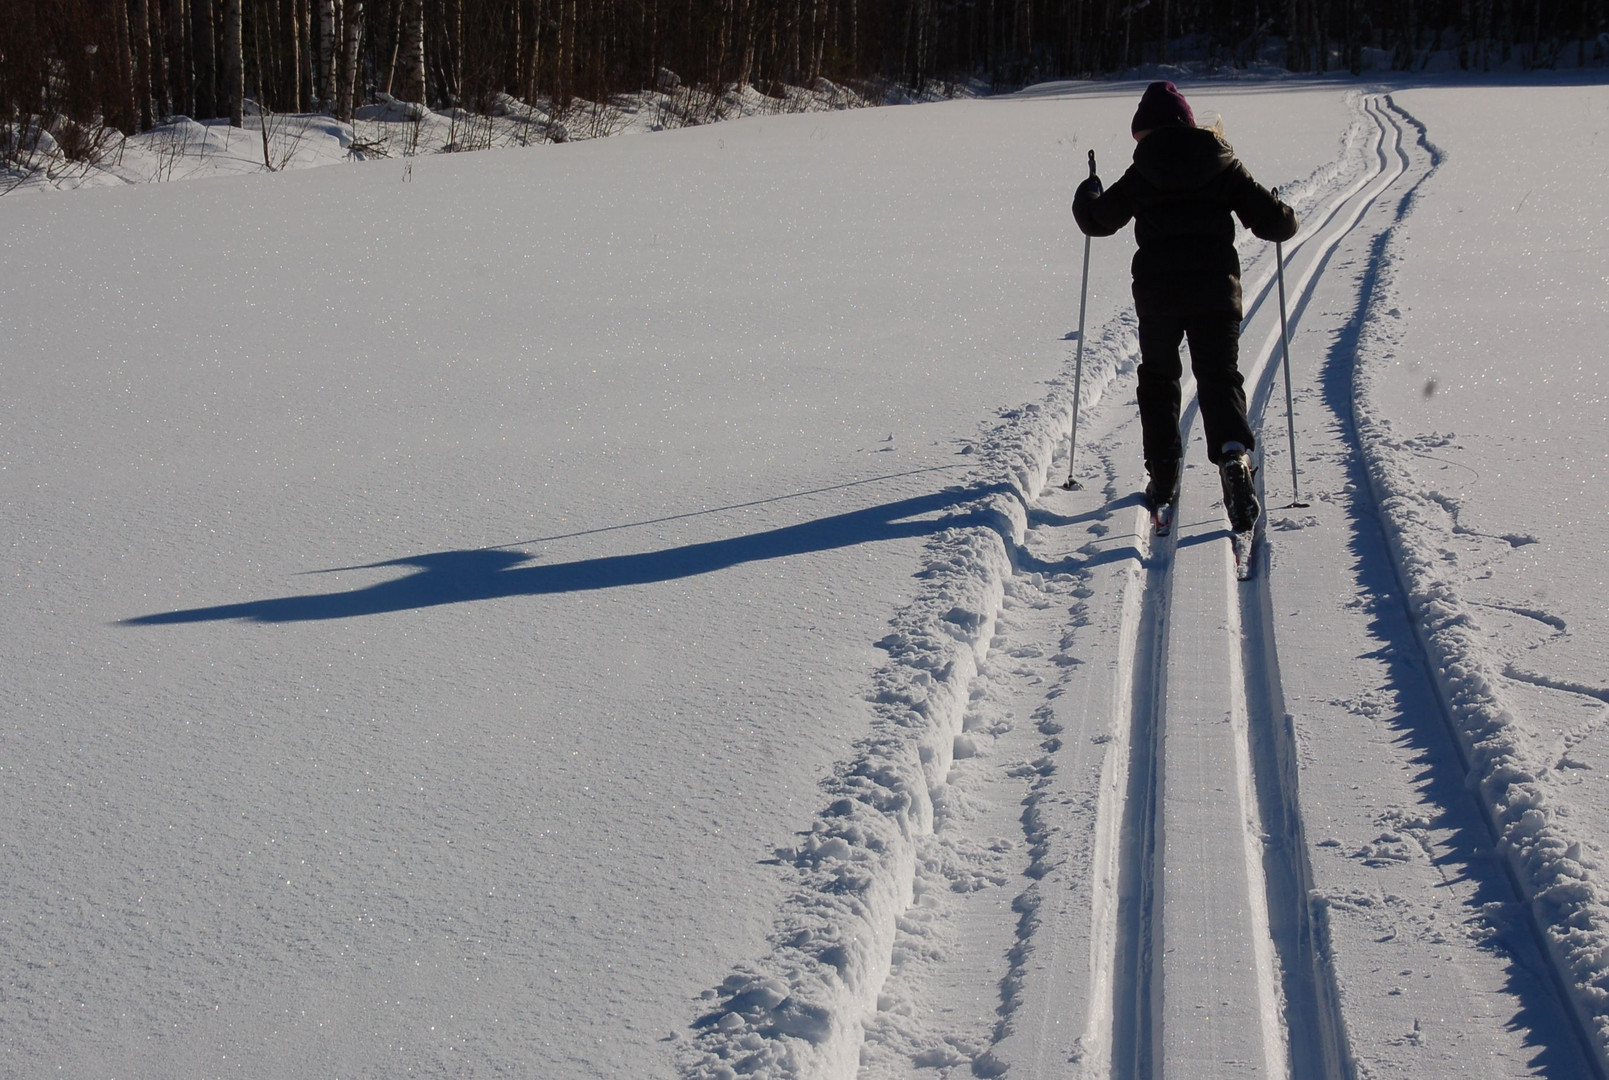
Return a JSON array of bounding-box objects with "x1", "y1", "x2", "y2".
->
[
  {"x1": 336, "y1": 0, "x2": 362, "y2": 118},
  {"x1": 394, "y1": 0, "x2": 426, "y2": 100}
]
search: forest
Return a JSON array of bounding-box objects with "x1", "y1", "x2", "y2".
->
[{"x1": 1, "y1": 0, "x2": 1604, "y2": 143}]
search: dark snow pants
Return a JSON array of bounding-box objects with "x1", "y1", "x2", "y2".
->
[{"x1": 1136, "y1": 309, "x2": 1256, "y2": 468}]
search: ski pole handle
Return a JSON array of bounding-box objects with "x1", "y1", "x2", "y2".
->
[{"x1": 1087, "y1": 149, "x2": 1097, "y2": 177}]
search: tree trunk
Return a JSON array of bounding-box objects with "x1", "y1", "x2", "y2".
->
[
  {"x1": 282, "y1": 0, "x2": 301, "y2": 110},
  {"x1": 556, "y1": 0, "x2": 574, "y2": 104},
  {"x1": 131, "y1": 0, "x2": 155, "y2": 129},
  {"x1": 1313, "y1": 0, "x2": 1328, "y2": 70},
  {"x1": 790, "y1": 0, "x2": 801, "y2": 80},
  {"x1": 336, "y1": 0, "x2": 362, "y2": 119},
  {"x1": 225, "y1": 0, "x2": 243, "y2": 124},
  {"x1": 809, "y1": 0, "x2": 826, "y2": 83},
  {"x1": 168, "y1": 0, "x2": 191, "y2": 116},
  {"x1": 738, "y1": 0, "x2": 757, "y2": 85},
  {"x1": 254, "y1": 0, "x2": 271, "y2": 108},
  {"x1": 319, "y1": 0, "x2": 338, "y2": 106},
  {"x1": 448, "y1": 0, "x2": 463, "y2": 102},
  {"x1": 523, "y1": 0, "x2": 542, "y2": 104},
  {"x1": 150, "y1": 0, "x2": 172, "y2": 117},
  {"x1": 394, "y1": 0, "x2": 426, "y2": 101},
  {"x1": 113, "y1": 0, "x2": 138, "y2": 132},
  {"x1": 192, "y1": 0, "x2": 217, "y2": 117},
  {"x1": 299, "y1": 0, "x2": 314, "y2": 108},
  {"x1": 849, "y1": 0, "x2": 857, "y2": 72}
]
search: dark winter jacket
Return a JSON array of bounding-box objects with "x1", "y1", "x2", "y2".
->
[{"x1": 1073, "y1": 126, "x2": 1298, "y2": 318}]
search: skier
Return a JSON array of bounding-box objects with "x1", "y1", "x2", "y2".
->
[{"x1": 1072, "y1": 81, "x2": 1298, "y2": 534}]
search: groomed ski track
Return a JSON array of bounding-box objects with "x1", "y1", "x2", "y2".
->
[{"x1": 684, "y1": 92, "x2": 1598, "y2": 1080}]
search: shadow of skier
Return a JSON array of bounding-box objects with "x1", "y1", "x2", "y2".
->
[{"x1": 123, "y1": 485, "x2": 1006, "y2": 626}]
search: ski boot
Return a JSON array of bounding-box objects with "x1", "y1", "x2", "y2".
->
[
  {"x1": 1218, "y1": 443, "x2": 1260, "y2": 534},
  {"x1": 1145, "y1": 458, "x2": 1181, "y2": 535}
]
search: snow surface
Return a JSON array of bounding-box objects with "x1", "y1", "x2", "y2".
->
[{"x1": 3, "y1": 75, "x2": 1606, "y2": 1079}]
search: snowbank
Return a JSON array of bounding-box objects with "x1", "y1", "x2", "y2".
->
[{"x1": 1349, "y1": 99, "x2": 1609, "y2": 1072}]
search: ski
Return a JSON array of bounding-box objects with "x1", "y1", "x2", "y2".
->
[
  {"x1": 1218, "y1": 449, "x2": 1260, "y2": 580},
  {"x1": 1145, "y1": 457, "x2": 1184, "y2": 537},
  {"x1": 1231, "y1": 528, "x2": 1256, "y2": 579},
  {"x1": 1151, "y1": 501, "x2": 1177, "y2": 537}
]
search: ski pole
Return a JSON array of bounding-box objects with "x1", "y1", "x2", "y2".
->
[
  {"x1": 1273, "y1": 189, "x2": 1310, "y2": 509},
  {"x1": 1063, "y1": 149, "x2": 1097, "y2": 491}
]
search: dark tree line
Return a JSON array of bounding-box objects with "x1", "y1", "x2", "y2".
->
[{"x1": 2, "y1": 0, "x2": 1604, "y2": 140}]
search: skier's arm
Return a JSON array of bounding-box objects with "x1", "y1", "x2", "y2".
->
[
  {"x1": 1073, "y1": 172, "x2": 1134, "y2": 237},
  {"x1": 1227, "y1": 164, "x2": 1298, "y2": 242}
]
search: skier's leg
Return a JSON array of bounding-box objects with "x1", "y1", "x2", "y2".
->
[
  {"x1": 1185, "y1": 312, "x2": 1261, "y2": 531},
  {"x1": 1136, "y1": 314, "x2": 1186, "y2": 470},
  {"x1": 1184, "y1": 311, "x2": 1255, "y2": 465}
]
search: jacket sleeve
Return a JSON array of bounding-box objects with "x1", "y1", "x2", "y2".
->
[
  {"x1": 1073, "y1": 171, "x2": 1135, "y2": 238},
  {"x1": 1226, "y1": 163, "x2": 1298, "y2": 242}
]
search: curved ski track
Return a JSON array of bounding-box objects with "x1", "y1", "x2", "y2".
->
[{"x1": 683, "y1": 93, "x2": 1598, "y2": 1080}]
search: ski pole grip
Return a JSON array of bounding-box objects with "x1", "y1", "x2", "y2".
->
[{"x1": 1087, "y1": 149, "x2": 1097, "y2": 177}]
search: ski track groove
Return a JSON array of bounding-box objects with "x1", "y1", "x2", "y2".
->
[
  {"x1": 1336, "y1": 95, "x2": 1609, "y2": 1079},
  {"x1": 1087, "y1": 92, "x2": 1406, "y2": 1080},
  {"x1": 679, "y1": 91, "x2": 1386, "y2": 1080},
  {"x1": 681, "y1": 88, "x2": 1601, "y2": 1080}
]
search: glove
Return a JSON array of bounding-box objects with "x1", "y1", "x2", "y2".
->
[{"x1": 1076, "y1": 175, "x2": 1103, "y2": 200}]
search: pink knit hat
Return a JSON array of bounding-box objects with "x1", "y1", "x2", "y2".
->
[{"x1": 1132, "y1": 81, "x2": 1195, "y2": 134}]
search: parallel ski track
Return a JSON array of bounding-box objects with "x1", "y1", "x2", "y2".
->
[
  {"x1": 683, "y1": 93, "x2": 1468, "y2": 1080},
  {"x1": 1329, "y1": 100, "x2": 1609, "y2": 1078},
  {"x1": 1088, "y1": 93, "x2": 1414, "y2": 1080}
]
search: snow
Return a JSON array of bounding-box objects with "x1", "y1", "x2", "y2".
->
[
  {"x1": 3, "y1": 74, "x2": 1607, "y2": 1079},
  {"x1": 1348, "y1": 83, "x2": 1609, "y2": 1068},
  {"x1": 0, "y1": 79, "x2": 902, "y2": 193}
]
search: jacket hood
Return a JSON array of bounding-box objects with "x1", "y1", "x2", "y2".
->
[{"x1": 1132, "y1": 126, "x2": 1235, "y2": 190}]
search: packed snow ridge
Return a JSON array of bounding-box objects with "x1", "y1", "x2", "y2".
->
[{"x1": 1346, "y1": 115, "x2": 1609, "y2": 1065}]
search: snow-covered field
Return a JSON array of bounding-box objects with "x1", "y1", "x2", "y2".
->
[{"x1": 3, "y1": 73, "x2": 1606, "y2": 1079}]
